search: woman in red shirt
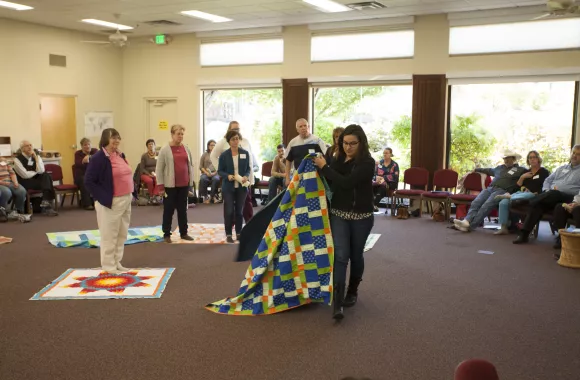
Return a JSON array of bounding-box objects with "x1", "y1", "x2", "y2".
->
[{"x1": 156, "y1": 124, "x2": 195, "y2": 243}]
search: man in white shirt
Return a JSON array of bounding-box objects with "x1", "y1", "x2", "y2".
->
[
  {"x1": 210, "y1": 121, "x2": 259, "y2": 222},
  {"x1": 13, "y1": 140, "x2": 58, "y2": 216},
  {"x1": 284, "y1": 118, "x2": 327, "y2": 186}
]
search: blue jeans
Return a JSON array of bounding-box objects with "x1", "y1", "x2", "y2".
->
[
  {"x1": 465, "y1": 186, "x2": 506, "y2": 230},
  {"x1": 199, "y1": 174, "x2": 220, "y2": 198},
  {"x1": 0, "y1": 184, "x2": 27, "y2": 213},
  {"x1": 498, "y1": 191, "x2": 536, "y2": 225},
  {"x1": 223, "y1": 187, "x2": 247, "y2": 236},
  {"x1": 267, "y1": 176, "x2": 284, "y2": 203},
  {"x1": 330, "y1": 214, "x2": 374, "y2": 285}
]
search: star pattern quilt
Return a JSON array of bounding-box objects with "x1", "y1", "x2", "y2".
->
[{"x1": 206, "y1": 155, "x2": 334, "y2": 316}]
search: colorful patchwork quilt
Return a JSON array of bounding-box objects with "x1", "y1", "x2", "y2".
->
[
  {"x1": 46, "y1": 226, "x2": 164, "y2": 248},
  {"x1": 206, "y1": 155, "x2": 334, "y2": 316}
]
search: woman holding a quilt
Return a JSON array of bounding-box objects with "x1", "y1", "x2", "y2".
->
[{"x1": 314, "y1": 124, "x2": 375, "y2": 320}]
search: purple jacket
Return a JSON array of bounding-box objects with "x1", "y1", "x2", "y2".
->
[{"x1": 84, "y1": 148, "x2": 136, "y2": 209}]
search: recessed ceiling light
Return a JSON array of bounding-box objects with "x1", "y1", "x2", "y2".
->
[
  {"x1": 180, "y1": 10, "x2": 232, "y2": 23},
  {"x1": 81, "y1": 19, "x2": 134, "y2": 30},
  {"x1": 303, "y1": 0, "x2": 351, "y2": 13},
  {"x1": 0, "y1": 1, "x2": 33, "y2": 11}
]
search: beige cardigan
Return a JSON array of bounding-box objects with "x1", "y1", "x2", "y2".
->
[{"x1": 155, "y1": 144, "x2": 194, "y2": 188}]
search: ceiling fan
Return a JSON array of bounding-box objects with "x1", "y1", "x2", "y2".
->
[
  {"x1": 533, "y1": 0, "x2": 580, "y2": 20},
  {"x1": 81, "y1": 29, "x2": 130, "y2": 47}
]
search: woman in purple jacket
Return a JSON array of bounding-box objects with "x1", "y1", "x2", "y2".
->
[{"x1": 85, "y1": 128, "x2": 137, "y2": 274}]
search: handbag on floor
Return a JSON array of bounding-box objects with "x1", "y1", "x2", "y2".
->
[{"x1": 396, "y1": 206, "x2": 409, "y2": 219}]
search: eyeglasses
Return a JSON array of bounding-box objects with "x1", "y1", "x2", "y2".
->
[{"x1": 342, "y1": 141, "x2": 359, "y2": 147}]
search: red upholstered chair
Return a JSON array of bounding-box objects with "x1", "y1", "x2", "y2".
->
[
  {"x1": 254, "y1": 161, "x2": 273, "y2": 203},
  {"x1": 422, "y1": 169, "x2": 459, "y2": 220},
  {"x1": 392, "y1": 167, "x2": 429, "y2": 217},
  {"x1": 45, "y1": 164, "x2": 79, "y2": 211},
  {"x1": 448, "y1": 172, "x2": 484, "y2": 216}
]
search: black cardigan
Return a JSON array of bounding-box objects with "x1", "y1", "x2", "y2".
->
[{"x1": 321, "y1": 155, "x2": 375, "y2": 214}]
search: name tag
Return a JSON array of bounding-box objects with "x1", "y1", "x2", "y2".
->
[
  {"x1": 308, "y1": 149, "x2": 315, "y2": 154},
  {"x1": 563, "y1": 169, "x2": 570, "y2": 174},
  {"x1": 508, "y1": 170, "x2": 515, "y2": 175},
  {"x1": 240, "y1": 154, "x2": 247, "y2": 159},
  {"x1": 28, "y1": 159, "x2": 33, "y2": 166},
  {"x1": 533, "y1": 175, "x2": 539, "y2": 179}
]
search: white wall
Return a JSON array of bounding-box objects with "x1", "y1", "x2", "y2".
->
[
  {"x1": 3, "y1": 14, "x2": 580, "y2": 168},
  {"x1": 0, "y1": 18, "x2": 122, "y2": 152}
]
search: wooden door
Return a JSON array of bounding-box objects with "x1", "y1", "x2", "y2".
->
[
  {"x1": 40, "y1": 96, "x2": 76, "y2": 184},
  {"x1": 147, "y1": 99, "x2": 178, "y2": 150}
]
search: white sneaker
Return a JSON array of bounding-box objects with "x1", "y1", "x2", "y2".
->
[
  {"x1": 457, "y1": 226, "x2": 470, "y2": 232},
  {"x1": 116, "y1": 264, "x2": 130, "y2": 271},
  {"x1": 7, "y1": 210, "x2": 19, "y2": 220},
  {"x1": 103, "y1": 269, "x2": 123, "y2": 275},
  {"x1": 494, "y1": 226, "x2": 509, "y2": 235},
  {"x1": 454, "y1": 219, "x2": 470, "y2": 229},
  {"x1": 18, "y1": 214, "x2": 31, "y2": 223}
]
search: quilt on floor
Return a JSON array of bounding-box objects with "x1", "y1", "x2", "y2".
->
[
  {"x1": 170, "y1": 223, "x2": 228, "y2": 244},
  {"x1": 30, "y1": 268, "x2": 174, "y2": 300},
  {"x1": 46, "y1": 226, "x2": 164, "y2": 248},
  {"x1": 206, "y1": 155, "x2": 334, "y2": 316}
]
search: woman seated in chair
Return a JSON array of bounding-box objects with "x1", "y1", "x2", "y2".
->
[
  {"x1": 493, "y1": 150, "x2": 550, "y2": 235},
  {"x1": 0, "y1": 158, "x2": 29, "y2": 222},
  {"x1": 74, "y1": 137, "x2": 99, "y2": 210},
  {"x1": 373, "y1": 147, "x2": 399, "y2": 212},
  {"x1": 199, "y1": 139, "x2": 221, "y2": 204},
  {"x1": 140, "y1": 139, "x2": 161, "y2": 204}
]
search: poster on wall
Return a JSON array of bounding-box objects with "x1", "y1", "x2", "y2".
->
[{"x1": 84, "y1": 111, "x2": 114, "y2": 137}]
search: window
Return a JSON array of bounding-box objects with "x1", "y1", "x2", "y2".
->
[
  {"x1": 200, "y1": 39, "x2": 283, "y2": 66},
  {"x1": 447, "y1": 81, "x2": 577, "y2": 178},
  {"x1": 449, "y1": 19, "x2": 580, "y2": 55},
  {"x1": 312, "y1": 85, "x2": 413, "y2": 180},
  {"x1": 311, "y1": 30, "x2": 414, "y2": 62},
  {"x1": 202, "y1": 89, "x2": 283, "y2": 164}
]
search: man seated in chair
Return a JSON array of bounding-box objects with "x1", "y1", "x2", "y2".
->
[
  {"x1": 12, "y1": 140, "x2": 58, "y2": 216},
  {"x1": 514, "y1": 145, "x2": 580, "y2": 247},
  {"x1": 454, "y1": 149, "x2": 525, "y2": 232},
  {"x1": 266, "y1": 144, "x2": 286, "y2": 204}
]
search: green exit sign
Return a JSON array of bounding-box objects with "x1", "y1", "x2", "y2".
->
[{"x1": 155, "y1": 34, "x2": 166, "y2": 44}]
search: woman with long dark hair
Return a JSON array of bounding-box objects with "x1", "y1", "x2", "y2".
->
[
  {"x1": 314, "y1": 124, "x2": 375, "y2": 320},
  {"x1": 324, "y1": 126, "x2": 345, "y2": 165}
]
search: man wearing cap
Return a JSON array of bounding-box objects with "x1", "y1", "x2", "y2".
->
[
  {"x1": 454, "y1": 149, "x2": 526, "y2": 232},
  {"x1": 514, "y1": 144, "x2": 580, "y2": 248}
]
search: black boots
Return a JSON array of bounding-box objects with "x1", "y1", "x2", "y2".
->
[
  {"x1": 343, "y1": 277, "x2": 362, "y2": 307},
  {"x1": 513, "y1": 232, "x2": 529, "y2": 244},
  {"x1": 332, "y1": 283, "x2": 345, "y2": 320}
]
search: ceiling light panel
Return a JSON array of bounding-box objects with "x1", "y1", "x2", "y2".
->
[
  {"x1": 0, "y1": 1, "x2": 33, "y2": 11},
  {"x1": 180, "y1": 10, "x2": 232, "y2": 23},
  {"x1": 81, "y1": 19, "x2": 134, "y2": 30},
  {"x1": 302, "y1": 0, "x2": 352, "y2": 13}
]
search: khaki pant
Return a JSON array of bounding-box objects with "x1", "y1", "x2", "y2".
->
[{"x1": 95, "y1": 194, "x2": 132, "y2": 271}]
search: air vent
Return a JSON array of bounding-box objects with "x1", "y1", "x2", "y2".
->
[
  {"x1": 49, "y1": 54, "x2": 66, "y2": 67},
  {"x1": 144, "y1": 20, "x2": 181, "y2": 26},
  {"x1": 346, "y1": 1, "x2": 386, "y2": 10}
]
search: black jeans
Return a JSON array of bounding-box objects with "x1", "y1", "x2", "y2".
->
[
  {"x1": 522, "y1": 190, "x2": 575, "y2": 233},
  {"x1": 75, "y1": 175, "x2": 93, "y2": 207},
  {"x1": 330, "y1": 214, "x2": 374, "y2": 285},
  {"x1": 162, "y1": 186, "x2": 189, "y2": 237},
  {"x1": 373, "y1": 182, "x2": 396, "y2": 206},
  {"x1": 223, "y1": 187, "x2": 247, "y2": 236},
  {"x1": 19, "y1": 173, "x2": 55, "y2": 201},
  {"x1": 553, "y1": 203, "x2": 580, "y2": 231}
]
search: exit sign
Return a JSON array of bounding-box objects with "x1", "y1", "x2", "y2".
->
[{"x1": 155, "y1": 34, "x2": 167, "y2": 44}]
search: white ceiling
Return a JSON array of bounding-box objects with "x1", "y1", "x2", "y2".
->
[{"x1": 0, "y1": 0, "x2": 549, "y2": 36}]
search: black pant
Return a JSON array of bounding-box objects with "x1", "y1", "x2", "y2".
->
[
  {"x1": 373, "y1": 182, "x2": 396, "y2": 206},
  {"x1": 223, "y1": 187, "x2": 247, "y2": 236},
  {"x1": 553, "y1": 203, "x2": 580, "y2": 231},
  {"x1": 19, "y1": 173, "x2": 55, "y2": 201},
  {"x1": 162, "y1": 186, "x2": 189, "y2": 237},
  {"x1": 522, "y1": 190, "x2": 575, "y2": 233},
  {"x1": 75, "y1": 175, "x2": 93, "y2": 207}
]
